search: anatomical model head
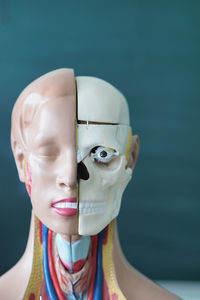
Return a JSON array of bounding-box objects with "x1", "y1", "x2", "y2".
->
[{"x1": 11, "y1": 69, "x2": 139, "y2": 236}]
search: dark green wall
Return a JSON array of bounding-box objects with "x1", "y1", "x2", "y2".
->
[{"x1": 0, "y1": 0, "x2": 199, "y2": 280}]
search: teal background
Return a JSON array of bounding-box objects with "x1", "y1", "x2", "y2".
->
[{"x1": 0, "y1": 1, "x2": 200, "y2": 280}]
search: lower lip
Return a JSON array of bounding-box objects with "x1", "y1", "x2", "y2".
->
[
  {"x1": 52, "y1": 207, "x2": 77, "y2": 217},
  {"x1": 52, "y1": 198, "x2": 77, "y2": 217}
]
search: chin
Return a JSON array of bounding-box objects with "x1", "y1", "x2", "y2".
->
[{"x1": 37, "y1": 213, "x2": 78, "y2": 235}]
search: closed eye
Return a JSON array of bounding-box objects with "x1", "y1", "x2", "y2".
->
[{"x1": 34, "y1": 145, "x2": 60, "y2": 157}]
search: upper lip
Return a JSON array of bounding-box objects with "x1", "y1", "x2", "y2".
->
[{"x1": 51, "y1": 197, "x2": 77, "y2": 206}]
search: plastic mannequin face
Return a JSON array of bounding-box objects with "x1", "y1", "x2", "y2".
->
[
  {"x1": 12, "y1": 69, "x2": 139, "y2": 236},
  {"x1": 25, "y1": 96, "x2": 78, "y2": 235}
]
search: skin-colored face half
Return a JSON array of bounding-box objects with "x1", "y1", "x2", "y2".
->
[{"x1": 25, "y1": 96, "x2": 78, "y2": 235}]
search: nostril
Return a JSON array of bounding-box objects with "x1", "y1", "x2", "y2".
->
[
  {"x1": 58, "y1": 180, "x2": 76, "y2": 189},
  {"x1": 77, "y1": 161, "x2": 89, "y2": 181},
  {"x1": 59, "y1": 182, "x2": 67, "y2": 188}
]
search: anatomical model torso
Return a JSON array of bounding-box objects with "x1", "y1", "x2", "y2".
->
[{"x1": 0, "y1": 69, "x2": 180, "y2": 300}]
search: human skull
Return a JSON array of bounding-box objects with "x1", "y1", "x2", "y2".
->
[{"x1": 76, "y1": 77, "x2": 132, "y2": 235}]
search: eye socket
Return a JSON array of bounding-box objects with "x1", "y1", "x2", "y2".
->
[{"x1": 91, "y1": 146, "x2": 119, "y2": 164}]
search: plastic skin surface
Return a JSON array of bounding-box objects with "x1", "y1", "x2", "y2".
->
[
  {"x1": 0, "y1": 69, "x2": 181, "y2": 300},
  {"x1": 11, "y1": 69, "x2": 78, "y2": 236}
]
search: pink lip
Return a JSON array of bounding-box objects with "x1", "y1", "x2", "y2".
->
[{"x1": 51, "y1": 198, "x2": 77, "y2": 217}]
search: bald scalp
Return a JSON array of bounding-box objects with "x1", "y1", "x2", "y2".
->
[
  {"x1": 76, "y1": 76, "x2": 130, "y2": 126},
  {"x1": 11, "y1": 68, "x2": 76, "y2": 151}
]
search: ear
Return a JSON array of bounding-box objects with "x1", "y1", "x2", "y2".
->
[
  {"x1": 127, "y1": 135, "x2": 140, "y2": 170},
  {"x1": 12, "y1": 141, "x2": 26, "y2": 182}
]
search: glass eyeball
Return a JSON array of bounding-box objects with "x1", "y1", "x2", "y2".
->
[{"x1": 91, "y1": 146, "x2": 119, "y2": 163}]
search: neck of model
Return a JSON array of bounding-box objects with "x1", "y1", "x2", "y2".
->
[{"x1": 24, "y1": 211, "x2": 127, "y2": 299}]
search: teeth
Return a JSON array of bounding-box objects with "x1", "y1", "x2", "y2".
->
[
  {"x1": 53, "y1": 202, "x2": 78, "y2": 209},
  {"x1": 79, "y1": 201, "x2": 106, "y2": 215},
  {"x1": 53, "y1": 201, "x2": 106, "y2": 215}
]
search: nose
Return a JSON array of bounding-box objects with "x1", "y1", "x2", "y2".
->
[{"x1": 56, "y1": 151, "x2": 77, "y2": 190}]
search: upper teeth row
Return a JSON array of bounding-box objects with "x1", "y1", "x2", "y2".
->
[
  {"x1": 80, "y1": 201, "x2": 106, "y2": 215},
  {"x1": 53, "y1": 201, "x2": 106, "y2": 214},
  {"x1": 53, "y1": 202, "x2": 78, "y2": 209}
]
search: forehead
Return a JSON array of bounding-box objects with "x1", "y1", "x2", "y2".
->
[
  {"x1": 76, "y1": 76, "x2": 130, "y2": 125},
  {"x1": 26, "y1": 95, "x2": 76, "y2": 146},
  {"x1": 25, "y1": 76, "x2": 130, "y2": 151}
]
